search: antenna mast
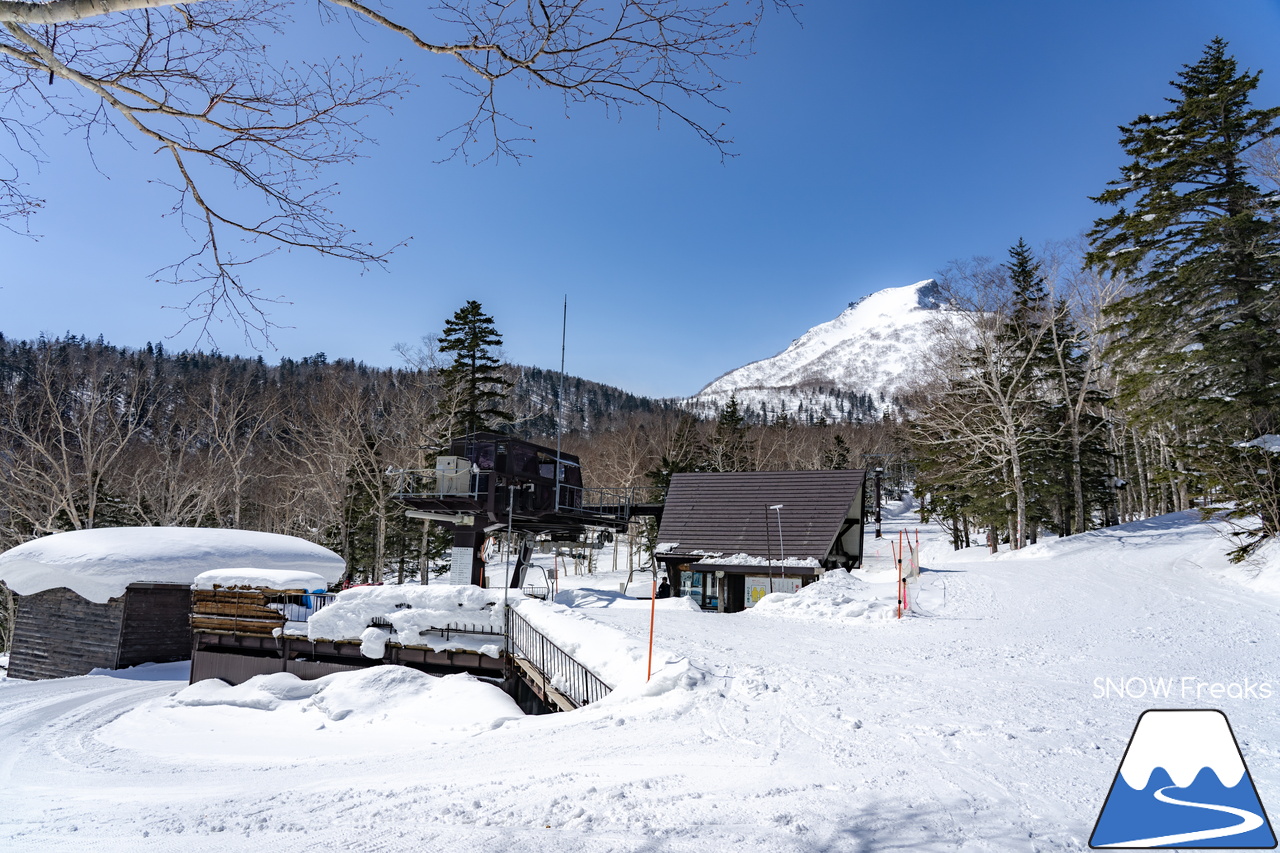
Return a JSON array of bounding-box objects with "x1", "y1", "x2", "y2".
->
[{"x1": 555, "y1": 296, "x2": 567, "y2": 509}]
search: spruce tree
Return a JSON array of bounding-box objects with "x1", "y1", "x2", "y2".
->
[
  {"x1": 1087, "y1": 38, "x2": 1280, "y2": 553},
  {"x1": 1088, "y1": 38, "x2": 1280, "y2": 420},
  {"x1": 437, "y1": 301, "x2": 513, "y2": 437},
  {"x1": 704, "y1": 395, "x2": 755, "y2": 472}
]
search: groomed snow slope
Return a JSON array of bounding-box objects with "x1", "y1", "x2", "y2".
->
[{"x1": 0, "y1": 508, "x2": 1277, "y2": 852}]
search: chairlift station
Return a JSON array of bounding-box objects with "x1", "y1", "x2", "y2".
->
[{"x1": 394, "y1": 432, "x2": 660, "y2": 589}]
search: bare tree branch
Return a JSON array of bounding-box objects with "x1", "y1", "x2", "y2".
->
[{"x1": 1, "y1": 1, "x2": 793, "y2": 342}]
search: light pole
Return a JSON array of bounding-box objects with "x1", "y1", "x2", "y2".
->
[
  {"x1": 874, "y1": 467, "x2": 883, "y2": 539},
  {"x1": 769, "y1": 503, "x2": 784, "y2": 593}
]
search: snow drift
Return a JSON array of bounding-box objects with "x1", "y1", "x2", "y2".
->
[
  {"x1": 307, "y1": 584, "x2": 511, "y2": 657},
  {"x1": 173, "y1": 666, "x2": 523, "y2": 731},
  {"x1": 747, "y1": 569, "x2": 899, "y2": 622}
]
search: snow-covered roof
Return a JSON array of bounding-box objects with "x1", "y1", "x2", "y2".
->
[
  {"x1": 0, "y1": 527, "x2": 345, "y2": 603},
  {"x1": 193, "y1": 568, "x2": 331, "y2": 591}
]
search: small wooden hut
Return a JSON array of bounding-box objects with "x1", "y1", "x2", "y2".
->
[
  {"x1": 0, "y1": 528, "x2": 344, "y2": 680},
  {"x1": 654, "y1": 470, "x2": 867, "y2": 612}
]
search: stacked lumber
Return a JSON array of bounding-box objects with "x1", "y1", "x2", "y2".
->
[{"x1": 191, "y1": 587, "x2": 308, "y2": 636}]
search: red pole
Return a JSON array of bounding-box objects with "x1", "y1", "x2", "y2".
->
[{"x1": 647, "y1": 573, "x2": 657, "y2": 680}]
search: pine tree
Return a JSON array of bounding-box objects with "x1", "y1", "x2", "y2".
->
[
  {"x1": 437, "y1": 301, "x2": 513, "y2": 437},
  {"x1": 1087, "y1": 38, "x2": 1280, "y2": 553}
]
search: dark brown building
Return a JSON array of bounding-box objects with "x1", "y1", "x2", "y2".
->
[
  {"x1": 0, "y1": 527, "x2": 345, "y2": 681},
  {"x1": 7, "y1": 583, "x2": 192, "y2": 680},
  {"x1": 654, "y1": 470, "x2": 867, "y2": 612}
]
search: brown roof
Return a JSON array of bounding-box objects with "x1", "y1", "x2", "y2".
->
[{"x1": 655, "y1": 470, "x2": 866, "y2": 562}]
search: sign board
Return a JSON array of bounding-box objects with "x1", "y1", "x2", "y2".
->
[
  {"x1": 744, "y1": 575, "x2": 801, "y2": 608},
  {"x1": 448, "y1": 546, "x2": 474, "y2": 586}
]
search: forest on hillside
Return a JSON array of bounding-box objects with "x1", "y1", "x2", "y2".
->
[{"x1": 903, "y1": 39, "x2": 1280, "y2": 560}]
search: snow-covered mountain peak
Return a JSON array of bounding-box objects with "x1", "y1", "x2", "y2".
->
[{"x1": 690, "y1": 280, "x2": 949, "y2": 421}]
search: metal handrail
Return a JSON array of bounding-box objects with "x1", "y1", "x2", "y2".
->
[{"x1": 507, "y1": 608, "x2": 612, "y2": 708}]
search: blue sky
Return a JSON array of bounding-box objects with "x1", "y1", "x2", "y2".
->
[{"x1": 3, "y1": 1, "x2": 1280, "y2": 397}]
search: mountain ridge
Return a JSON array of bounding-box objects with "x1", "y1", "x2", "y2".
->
[{"x1": 687, "y1": 280, "x2": 951, "y2": 423}]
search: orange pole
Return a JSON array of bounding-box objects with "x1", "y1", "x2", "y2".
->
[
  {"x1": 647, "y1": 573, "x2": 657, "y2": 680},
  {"x1": 895, "y1": 539, "x2": 901, "y2": 619},
  {"x1": 900, "y1": 530, "x2": 906, "y2": 616}
]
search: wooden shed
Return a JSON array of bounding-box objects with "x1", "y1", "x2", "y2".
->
[
  {"x1": 8, "y1": 583, "x2": 192, "y2": 680},
  {"x1": 654, "y1": 470, "x2": 867, "y2": 612},
  {"x1": 0, "y1": 527, "x2": 345, "y2": 680}
]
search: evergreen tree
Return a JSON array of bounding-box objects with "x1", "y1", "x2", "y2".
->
[
  {"x1": 704, "y1": 395, "x2": 755, "y2": 472},
  {"x1": 437, "y1": 301, "x2": 513, "y2": 437},
  {"x1": 1087, "y1": 38, "x2": 1280, "y2": 553}
]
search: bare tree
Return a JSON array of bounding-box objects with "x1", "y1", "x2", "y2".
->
[
  {"x1": 0, "y1": 0, "x2": 793, "y2": 343},
  {"x1": 0, "y1": 340, "x2": 156, "y2": 533},
  {"x1": 910, "y1": 257, "x2": 1058, "y2": 550},
  {"x1": 194, "y1": 362, "x2": 280, "y2": 528}
]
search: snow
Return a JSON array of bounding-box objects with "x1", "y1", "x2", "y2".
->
[
  {"x1": 701, "y1": 553, "x2": 822, "y2": 568},
  {"x1": 0, "y1": 527, "x2": 345, "y2": 603},
  {"x1": 690, "y1": 281, "x2": 964, "y2": 414},
  {"x1": 306, "y1": 583, "x2": 510, "y2": 657},
  {"x1": 2, "y1": 505, "x2": 1279, "y2": 851},
  {"x1": 101, "y1": 666, "x2": 525, "y2": 760},
  {"x1": 513, "y1": 598, "x2": 697, "y2": 699},
  {"x1": 1241, "y1": 434, "x2": 1280, "y2": 452},
  {"x1": 747, "y1": 569, "x2": 901, "y2": 622},
  {"x1": 193, "y1": 568, "x2": 330, "y2": 590}
]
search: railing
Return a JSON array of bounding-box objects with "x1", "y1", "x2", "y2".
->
[
  {"x1": 391, "y1": 468, "x2": 481, "y2": 500},
  {"x1": 367, "y1": 619, "x2": 505, "y2": 645},
  {"x1": 507, "y1": 608, "x2": 611, "y2": 708},
  {"x1": 267, "y1": 591, "x2": 337, "y2": 623},
  {"x1": 568, "y1": 485, "x2": 644, "y2": 518}
]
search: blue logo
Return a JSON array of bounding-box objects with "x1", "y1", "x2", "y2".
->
[{"x1": 1091, "y1": 709, "x2": 1276, "y2": 848}]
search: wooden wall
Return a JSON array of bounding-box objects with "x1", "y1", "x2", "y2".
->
[
  {"x1": 117, "y1": 584, "x2": 194, "y2": 668},
  {"x1": 7, "y1": 588, "x2": 124, "y2": 680},
  {"x1": 7, "y1": 583, "x2": 192, "y2": 680}
]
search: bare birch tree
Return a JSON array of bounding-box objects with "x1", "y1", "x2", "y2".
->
[{"x1": 0, "y1": 340, "x2": 156, "y2": 533}]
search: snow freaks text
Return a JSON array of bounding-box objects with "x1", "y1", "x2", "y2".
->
[{"x1": 1093, "y1": 677, "x2": 1274, "y2": 701}]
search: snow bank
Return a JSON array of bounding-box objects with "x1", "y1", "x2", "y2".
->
[
  {"x1": 748, "y1": 569, "x2": 897, "y2": 622},
  {"x1": 555, "y1": 587, "x2": 703, "y2": 611},
  {"x1": 0, "y1": 527, "x2": 344, "y2": 603},
  {"x1": 307, "y1": 584, "x2": 511, "y2": 657},
  {"x1": 193, "y1": 568, "x2": 330, "y2": 591},
  {"x1": 514, "y1": 598, "x2": 703, "y2": 700},
  {"x1": 1227, "y1": 537, "x2": 1280, "y2": 596},
  {"x1": 174, "y1": 666, "x2": 523, "y2": 730}
]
